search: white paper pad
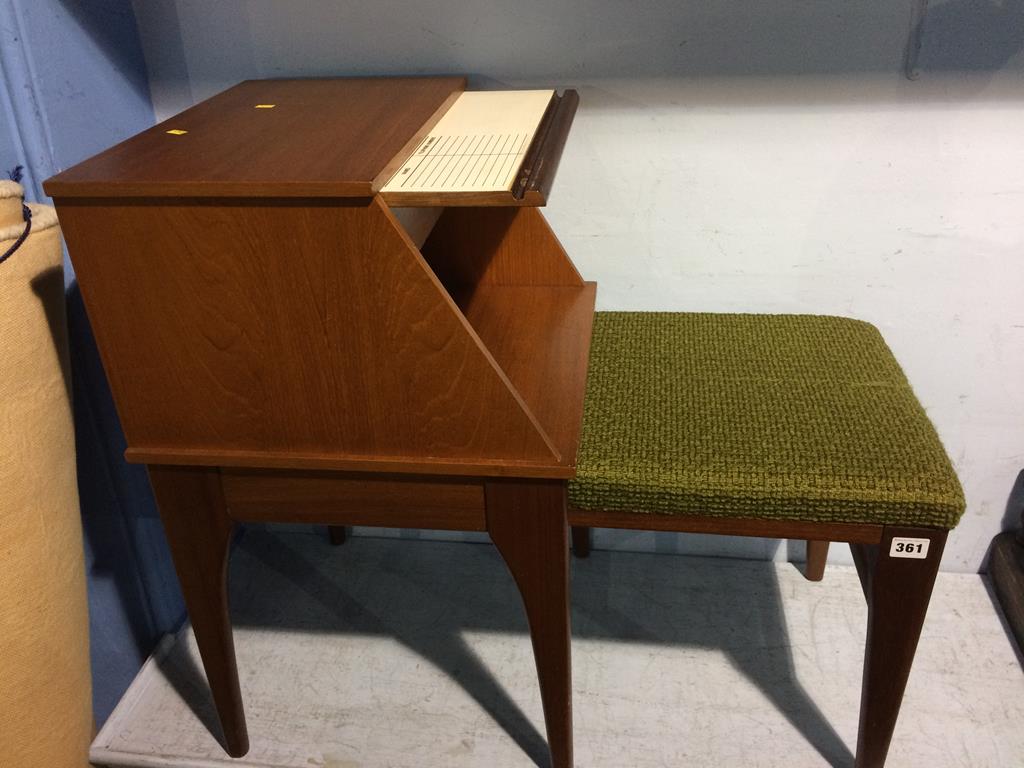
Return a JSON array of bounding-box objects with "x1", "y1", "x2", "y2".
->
[{"x1": 382, "y1": 90, "x2": 554, "y2": 194}]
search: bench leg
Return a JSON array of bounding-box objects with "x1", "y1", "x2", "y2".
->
[
  {"x1": 852, "y1": 526, "x2": 946, "y2": 768},
  {"x1": 805, "y1": 539, "x2": 829, "y2": 581},
  {"x1": 571, "y1": 525, "x2": 591, "y2": 558},
  {"x1": 149, "y1": 465, "x2": 249, "y2": 758},
  {"x1": 328, "y1": 525, "x2": 347, "y2": 545},
  {"x1": 486, "y1": 481, "x2": 573, "y2": 768}
]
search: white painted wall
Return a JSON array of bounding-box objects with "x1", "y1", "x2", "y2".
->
[{"x1": 131, "y1": 0, "x2": 1024, "y2": 572}]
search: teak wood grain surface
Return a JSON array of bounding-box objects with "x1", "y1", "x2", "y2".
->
[
  {"x1": 56, "y1": 195, "x2": 585, "y2": 476},
  {"x1": 147, "y1": 466, "x2": 248, "y2": 756},
  {"x1": 45, "y1": 78, "x2": 467, "y2": 199},
  {"x1": 221, "y1": 469, "x2": 487, "y2": 531}
]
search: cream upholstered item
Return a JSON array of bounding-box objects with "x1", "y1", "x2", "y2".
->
[{"x1": 0, "y1": 180, "x2": 93, "y2": 766}]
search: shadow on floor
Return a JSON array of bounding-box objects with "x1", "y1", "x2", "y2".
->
[
  {"x1": 66, "y1": 283, "x2": 185, "y2": 723},
  {"x1": 980, "y1": 571, "x2": 1024, "y2": 670},
  {"x1": 159, "y1": 529, "x2": 854, "y2": 767}
]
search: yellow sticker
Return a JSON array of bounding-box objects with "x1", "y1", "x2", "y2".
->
[
  {"x1": 165, "y1": 129, "x2": 188, "y2": 135},
  {"x1": 254, "y1": 104, "x2": 276, "y2": 109}
]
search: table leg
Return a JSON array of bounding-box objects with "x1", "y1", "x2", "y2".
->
[
  {"x1": 148, "y1": 465, "x2": 248, "y2": 757},
  {"x1": 486, "y1": 480, "x2": 573, "y2": 768},
  {"x1": 804, "y1": 539, "x2": 829, "y2": 581},
  {"x1": 852, "y1": 526, "x2": 946, "y2": 768},
  {"x1": 570, "y1": 526, "x2": 591, "y2": 558}
]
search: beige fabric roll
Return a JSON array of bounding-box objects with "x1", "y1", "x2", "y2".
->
[
  {"x1": 0, "y1": 181, "x2": 92, "y2": 767},
  {"x1": 0, "y1": 179, "x2": 26, "y2": 226}
]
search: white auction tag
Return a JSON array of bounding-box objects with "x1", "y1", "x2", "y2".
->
[{"x1": 889, "y1": 537, "x2": 930, "y2": 559}]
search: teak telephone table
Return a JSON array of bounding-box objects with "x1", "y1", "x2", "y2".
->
[
  {"x1": 46, "y1": 77, "x2": 589, "y2": 765},
  {"x1": 46, "y1": 76, "x2": 960, "y2": 768}
]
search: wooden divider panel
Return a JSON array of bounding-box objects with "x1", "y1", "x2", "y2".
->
[{"x1": 422, "y1": 206, "x2": 584, "y2": 288}]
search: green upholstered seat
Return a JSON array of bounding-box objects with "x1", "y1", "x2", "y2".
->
[{"x1": 568, "y1": 312, "x2": 965, "y2": 529}]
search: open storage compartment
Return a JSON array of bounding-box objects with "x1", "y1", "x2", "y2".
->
[{"x1": 417, "y1": 206, "x2": 596, "y2": 468}]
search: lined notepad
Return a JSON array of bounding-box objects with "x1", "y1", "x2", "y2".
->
[{"x1": 381, "y1": 90, "x2": 554, "y2": 194}]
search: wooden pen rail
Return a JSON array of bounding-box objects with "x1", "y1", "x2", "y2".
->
[{"x1": 514, "y1": 89, "x2": 579, "y2": 204}]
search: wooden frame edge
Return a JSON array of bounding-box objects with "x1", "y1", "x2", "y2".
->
[{"x1": 567, "y1": 507, "x2": 884, "y2": 544}]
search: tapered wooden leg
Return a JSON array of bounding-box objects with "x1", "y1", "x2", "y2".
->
[
  {"x1": 804, "y1": 539, "x2": 829, "y2": 581},
  {"x1": 486, "y1": 480, "x2": 573, "y2": 768},
  {"x1": 570, "y1": 525, "x2": 591, "y2": 558},
  {"x1": 328, "y1": 525, "x2": 347, "y2": 545},
  {"x1": 148, "y1": 465, "x2": 248, "y2": 757},
  {"x1": 853, "y1": 526, "x2": 946, "y2": 768},
  {"x1": 850, "y1": 540, "x2": 876, "y2": 603}
]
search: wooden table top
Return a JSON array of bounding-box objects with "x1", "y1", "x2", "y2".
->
[{"x1": 44, "y1": 77, "x2": 466, "y2": 199}]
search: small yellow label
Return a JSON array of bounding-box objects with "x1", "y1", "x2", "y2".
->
[
  {"x1": 165, "y1": 129, "x2": 188, "y2": 135},
  {"x1": 254, "y1": 104, "x2": 276, "y2": 109}
]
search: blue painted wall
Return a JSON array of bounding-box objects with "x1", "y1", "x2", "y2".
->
[{"x1": 1, "y1": 0, "x2": 180, "y2": 724}]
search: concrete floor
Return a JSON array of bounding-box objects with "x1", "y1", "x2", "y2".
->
[{"x1": 91, "y1": 529, "x2": 1024, "y2": 768}]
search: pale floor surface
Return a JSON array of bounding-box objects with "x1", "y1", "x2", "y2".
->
[{"x1": 91, "y1": 530, "x2": 1024, "y2": 768}]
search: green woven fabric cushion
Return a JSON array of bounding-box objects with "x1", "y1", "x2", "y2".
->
[{"x1": 568, "y1": 312, "x2": 964, "y2": 529}]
